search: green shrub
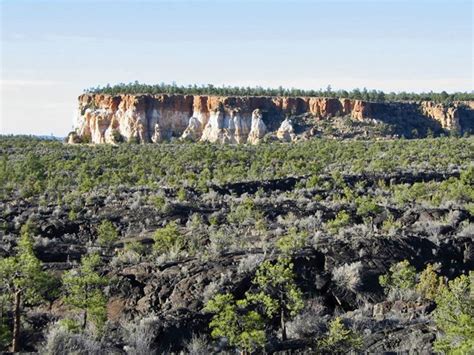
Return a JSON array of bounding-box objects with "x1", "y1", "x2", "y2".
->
[
  {"x1": 68, "y1": 210, "x2": 78, "y2": 221},
  {"x1": 416, "y1": 264, "x2": 446, "y2": 300},
  {"x1": 58, "y1": 319, "x2": 81, "y2": 333},
  {"x1": 227, "y1": 197, "x2": 260, "y2": 225},
  {"x1": 326, "y1": 211, "x2": 351, "y2": 234},
  {"x1": 153, "y1": 221, "x2": 184, "y2": 254},
  {"x1": 177, "y1": 187, "x2": 187, "y2": 202},
  {"x1": 204, "y1": 293, "x2": 266, "y2": 353},
  {"x1": 433, "y1": 272, "x2": 473, "y2": 353},
  {"x1": 317, "y1": 317, "x2": 362, "y2": 352},
  {"x1": 149, "y1": 195, "x2": 168, "y2": 213},
  {"x1": 97, "y1": 220, "x2": 118, "y2": 248},
  {"x1": 276, "y1": 227, "x2": 308, "y2": 255},
  {"x1": 306, "y1": 175, "x2": 320, "y2": 189},
  {"x1": 124, "y1": 241, "x2": 146, "y2": 255},
  {"x1": 460, "y1": 165, "x2": 474, "y2": 186},
  {"x1": 246, "y1": 257, "x2": 304, "y2": 340},
  {"x1": 355, "y1": 196, "x2": 382, "y2": 217},
  {"x1": 381, "y1": 214, "x2": 401, "y2": 233},
  {"x1": 379, "y1": 260, "x2": 416, "y2": 294}
]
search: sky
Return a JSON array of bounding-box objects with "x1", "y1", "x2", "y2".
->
[{"x1": 0, "y1": 0, "x2": 472, "y2": 136}]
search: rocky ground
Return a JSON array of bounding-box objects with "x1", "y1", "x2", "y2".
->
[{"x1": 0, "y1": 136, "x2": 472, "y2": 353}]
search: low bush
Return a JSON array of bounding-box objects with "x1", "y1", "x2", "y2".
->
[
  {"x1": 317, "y1": 317, "x2": 362, "y2": 352},
  {"x1": 326, "y1": 211, "x2": 351, "y2": 234},
  {"x1": 332, "y1": 262, "x2": 364, "y2": 293},
  {"x1": 97, "y1": 220, "x2": 118, "y2": 249},
  {"x1": 379, "y1": 260, "x2": 416, "y2": 294},
  {"x1": 152, "y1": 221, "x2": 184, "y2": 255},
  {"x1": 433, "y1": 272, "x2": 473, "y2": 353}
]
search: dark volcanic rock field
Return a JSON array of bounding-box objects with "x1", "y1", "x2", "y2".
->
[{"x1": 0, "y1": 137, "x2": 472, "y2": 353}]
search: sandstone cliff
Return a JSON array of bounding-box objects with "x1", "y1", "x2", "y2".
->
[{"x1": 71, "y1": 94, "x2": 473, "y2": 144}]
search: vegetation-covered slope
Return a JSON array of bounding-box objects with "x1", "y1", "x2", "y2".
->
[{"x1": 0, "y1": 136, "x2": 473, "y2": 353}]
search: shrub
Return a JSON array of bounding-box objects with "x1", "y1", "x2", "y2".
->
[
  {"x1": 355, "y1": 196, "x2": 382, "y2": 217},
  {"x1": 149, "y1": 195, "x2": 168, "y2": 213},
  {"x1": 306, "y1": 175, "x2": 320, "y2": 189},
  {"x1": 152, "y1": 221, "x2": 184, "y2": 255},
  {"x1": 415, "y1": 264, "x2": 446, "y2": 300},
  {"x1": 276, "y1": 227, "x2": 308, "y2": 255},
  {"x1": 379, "y1": 260, "x2": 416, "y2": 294},
  {"x1": 204, "y1": 293, "x2": 266, "y2": 354},
  {"x1": 332, "y1": 262, "x2": 364, "y2": 292},
  {"x1": 381, "y1": 214, "x2": 402, "y2": 233},
  {"x1": 460, "y1": 165, "x2": 474, "y2": 186},
  {"x1": 433, "y1": 272, "x2": 473, "y2": 353},
  {"x1": 97, "y1": 220, "x2": 118, "y2": 249},
  {"x1": 326, "y1": 211, "x2": 351, "y2": 234},
  {"x1": 237, "y1": 254, "x2": 264, "y2": 275},
  {"x1": 57, "y1": 319, "x2": 81, "y2": 333},
  {"x1": 124, "y1": 241, "x2": 146, "y2": 255},
  {"x1": 286, "y1": 308, "x2": 326, "y2": 340},
  {"x1": 185, "y1": 333, "x2": 211, "y2": 355},
  {"x1": 68, "y1": 210, "x2": 78, "y2": 221},
  {"x1": 177, "y1": 187, "x2": 187, "y2": 202},
  {"x1": 317, "y1": 317, "x2": 362, "y2": 352},
  {"x1": 62, "y1": 253, "x2": 108, "y2": 334},
  {"x1": 246, "y1": 257, "x2": 304, "y2": 340},
  {"x1": 42, "y1": 322, "x2": 103, "y2": 355},
  {"x1": 227, "y1": 197, "x2": 261, "y2": 225},
  {"x1": 122, "y1": 315, "x2": 160, "y2": 355},
  {"x1": 110, "y1": 249, "x2": 141, "y2": 267}
]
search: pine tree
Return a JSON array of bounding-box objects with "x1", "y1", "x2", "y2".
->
[
  {"x1": 433, "y1": 272, "x2": 474, "y2": 353},
  {"x1": 0, "y1": 224, "x2": 51, "y2": 352},
  {"x1": 97, "y1": 220, "x2": 118, "y2": 249},
  {"x1": 245, "y1": 257, "x2": 304, "y2": 341},
  {"x1": 62, "y1": 253, "x2": 108, "y2": 334},
  {"x1": 205, "y1": 293, "x2": 266, "y2": 354},
  {"x1": 317, "y1": 317, "x2": 362, "y2": 352}
]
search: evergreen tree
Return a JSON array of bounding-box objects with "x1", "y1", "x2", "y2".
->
[
  {"x1": 97, "y1": 220, "x2": 118, "y2": 249},
  {"x1": 62, "y1": 253, "x2": 108, "y2": 334},
  {"x1": 0, "y1": 224, "x2": 51, "y2": 352},
  {"x1": 205, "y1": 293, "x2": 266, "y2": 354},
  {"x1": 433, "y1": 272, "x2": 473, "y2": 353},
  {"x1": 244, "y1": 257, "x2": 304, "y2": 341},
  {"x1": 317, "y1": 317, "x2": 362, "y2": 352}
]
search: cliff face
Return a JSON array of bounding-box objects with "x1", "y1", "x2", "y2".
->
[{"x1": 71, "y1": 94, "x2": 473, "y2": 143}]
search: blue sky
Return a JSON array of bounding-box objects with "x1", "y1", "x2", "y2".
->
[{"x1": 1, "y1": 0, "x2": 472, "y2": 136}]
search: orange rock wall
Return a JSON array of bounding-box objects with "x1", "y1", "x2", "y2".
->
[{"x1": 73, "y1": 94, "x2": 472, "y2": 143}]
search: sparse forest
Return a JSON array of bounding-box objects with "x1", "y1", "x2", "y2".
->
[
  {"x1": 0, "y1": 135, "x2": 473, "y2": 353},
  {"x1": 85, "y1": 81, "x2": 474, "y2": 103}
]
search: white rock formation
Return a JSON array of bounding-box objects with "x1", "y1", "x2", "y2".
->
[
  {"x1": 151, "y1": 123, "x2": 165, "y2": 143},
  {"x1": 247, "y1": 109, "x2": 267, "y2": 144},
  {"x1": 200, "y1": 109, "x2": 225, "y2": 143},
  {"x1": 199, "y1": 108, "x2": 253, "y2": 143},
  {"x1": 231, "y1": 109, "x2": 252, "y2": 143},
  {"x1": 181, "y1": 117, "x2": 202, "y2": 141},
  {"x1": 276, "y1": 118, "x2": 296, "y2": 142}
]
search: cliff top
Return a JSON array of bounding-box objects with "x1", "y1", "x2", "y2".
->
[{"x1": 84, "y1": 82, "x2": 474, "y2": 103}]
